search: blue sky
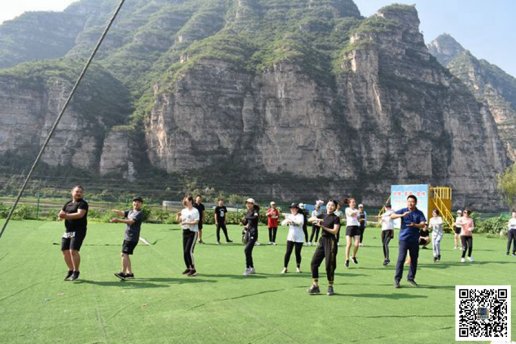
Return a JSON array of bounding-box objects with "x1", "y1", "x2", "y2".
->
[{"x1": 0, "y1": 0, "x2": 515, "y2": 77}]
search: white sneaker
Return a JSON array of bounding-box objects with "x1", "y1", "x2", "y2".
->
[
  {"x1": 296, "y1": 267, "x2": 301, "y2": 273},
  {"x1": 359, "y1": 243, "x2": 364, "y2": 247},
  {"x1": 249, "y1": 267, "x2": 256, "y2": 274},
  {"x1": 468, "y1": 257, "x2": 474, "y2": 262},
  {"x1": 460, "y1": 258, "x2": 466, "y2": 263},
  {"x1": 243, "y1": 268, "x2": 250, "y2": 276},
  {"x1": 281, "y1": 268, "x2": 287, "y2": 274},
  {"x1": 268, "y1": 242, "x2": 273, "y2": 245},
  {"x1": 255, "y1": 242, "x2": 261, "y2": 246},
  {"x1": 272, "y1": 242, "x2": 277, "y2": 246}
]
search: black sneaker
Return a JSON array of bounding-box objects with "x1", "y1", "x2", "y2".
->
[
  {"x1": 327, "y1": 286, "x2": 335, "y2": 296},
  {"x1": 68, "y1": 271, "x2": 80, "y2": 281},
  {"x1": 227, "y1": 239, "x2": 233, "y2": 243},
  {"x1": 114, "y1": 272, "x2": 126, "y2": 280},
  {"x1": 394, "y1": 280, "x2": 401, "y2": 288},
  {"x1": 438, "y1": 255, "x2": 441, "y2": 261},
  {"x1": 383, "y1": 259, "x2": 388, "y2": 266},
  {"x1": 407, "y1": 279, "x2": 418, "y2": 287},
  {"x1": 433, "y1": 256, "x2": 438, "y2": 263},
  {"x1": 64, "y1": 270, "x2": 73, "y2": 281},
  {"x1": 345, "y1": 259, "x2": 349, "y2": 268},
  {"x1": 182, "y1": 269, "x2": 191, "y2": 275},
  {"x1": 187, "y1": 269, "x2": 197, "y2": 277},
  {"x1": 125, "y1": 273, "x2": 134, "y2": 279},
  {"x1": 352, "y1": 257, "x2": 358, "y2": 264},
  {"x1": 307, "y1": 284, "x2": 320, "y2": 295}
]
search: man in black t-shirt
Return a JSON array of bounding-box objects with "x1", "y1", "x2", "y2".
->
[
  {"x1": 111, "y1": 196, "x2": 145, "y2": 280},
  {"x1": 214, "y1": 198, "x2": 233, "y2": 244},
  {"x1": 194, "y1": 195, "x2": 205, "y2": 244},
  {"x1": 58, "y1": 185, "x2": 89, "y2": 281}
]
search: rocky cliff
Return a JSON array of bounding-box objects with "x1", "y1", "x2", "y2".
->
[
  {"x1": 0, "y1": 60, "x2": 132, "y2": 171},
  {"x1": 0, "y1": 0, "x2": 511, "y2": 208},
  {"x1": 428, "y1": 33, "x2": 516, "y2": 161}
]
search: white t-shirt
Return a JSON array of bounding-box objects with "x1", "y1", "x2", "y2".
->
[
  {"x1": 345, "y1": 207, "x2": 360, "y2": 226},
  {"x1": 285, "y1": 213, "x2": 305, "y2": 243},
  {"x1": 508, "y1": 218, "x2": 516, "y2": 230},
  {"x1": 455, "y1": 216, "x2": 463, "y2": 228},
  {"x1": 381, "y1": 209, "x2": 395, "y2": 230},
  {"x1": 429, "y1": 216, "x2": 443, "y2": 233},
  {"x1": 181, "y1": 207, "x2": 199, "y2": 232}
]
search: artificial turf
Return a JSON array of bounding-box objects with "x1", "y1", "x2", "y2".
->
[{"x1": 0, "y1": 220, "x2": 514, "y2": 343}]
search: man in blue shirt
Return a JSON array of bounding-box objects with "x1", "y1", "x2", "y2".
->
[{"x1": 390, "y1": 195, "x2": 426, "y2": 288}]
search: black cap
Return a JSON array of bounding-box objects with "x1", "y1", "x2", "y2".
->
[
  {"x1": 289, "y1": 202, "x2": 299, "y2": 209},
  {"x1": 132, "y1": 196, "x2": 143, "y2": 202}
]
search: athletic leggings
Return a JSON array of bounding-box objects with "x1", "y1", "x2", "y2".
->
[
  {"x1": 359, "y1": 224, "x2": 366, "y2": 243},
  {"x1": 311, "y1": 236, "x2": 338, "y2": 283},
  {"x1": 245, "y1": 230, "x2": 258, "y2": 268},
  {"x1": 381, "y1": 230, "x2": 394, "y2": 260},
  {"x1": 432, "y1": 229, "x2": 443, "y2": 258},
  {"x1": 309, "y1": 224, "x2": 320, "y2": 243},
  {"x1": 284, "y1": 241, "x2": 303, "y2": 268},
  {"x1": 183, "y1": 230, "x2": 198, "y2": 269},
  {"x1": 507, "y1": 229, "x2": 516, "y2": 254},
  {"x1": 216, "y1": 222, "x2": 230, "y2": 242},
  {"x1": 268, "y1": 227, "x2": 277, "y2": 243},
  {"x1": 460, "y1": 236, "x2": 473, "y2": 258}
]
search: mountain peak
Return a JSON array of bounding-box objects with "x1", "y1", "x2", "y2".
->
[{"x1": 427, "y1": 33, "x2": 466, "y2": 66}]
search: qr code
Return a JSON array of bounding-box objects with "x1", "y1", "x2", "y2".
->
[{"x1": 456, "y1": 285, "x2": 512, "y2": 341}]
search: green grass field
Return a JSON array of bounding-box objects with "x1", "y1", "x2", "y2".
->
[{"x1": 0, "y1": 221, "x2": 514, "y2": 343}]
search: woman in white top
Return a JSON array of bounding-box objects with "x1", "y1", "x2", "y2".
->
[
  {"x1": 175, "y1": 195, "x2": 200, "y2": 277},
  {"x1": 379, "y1": 204, "x2": 395, "y2": 266},
  {"x1": 429, "y1": 209, "x2": 444, "y2": 262},
  {"x1": 507, "y1": 210, "x2": 516, "y2": 255},
  {"x1": 344, "y1": 198, "x2": 360, "y2": 267},
  {"x1": 281, "y1": 203, "x2": 305, "y2": 273}
]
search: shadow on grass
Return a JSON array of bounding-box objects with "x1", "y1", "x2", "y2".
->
[
  {"x1": 420, "y1": 260, "x2": 513, "y2": 269},
  {"x1": 311, "y1": 292, "x2": 428, "y2": 299},
  {"x1": 77, "y1": 277, "x2": 215, "y2": 288}
]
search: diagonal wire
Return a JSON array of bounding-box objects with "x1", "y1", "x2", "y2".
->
[{"x1": 0, "y1": 0, "x2": 127, "y2": 240}]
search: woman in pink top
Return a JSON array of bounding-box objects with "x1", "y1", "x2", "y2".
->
[
  {"x1": 459, "y1": 209, "x2": 474, "y2": 263},
  {"x1": 267, "y1": 202, "x2": 280, "y2": 245}
]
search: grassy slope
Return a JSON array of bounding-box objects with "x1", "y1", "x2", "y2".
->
[{"x1": 0, "y1": 221, "x2": 514, "y2": 343}]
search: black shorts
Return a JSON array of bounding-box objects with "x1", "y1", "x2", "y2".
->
[
  {"x1": 454, "y1": 227, "x2": 461, "y2": 234},
  {"x1": 122, "y1": 240, "x2": 138, "y2": 255},
  {"x1": 419, "y1": 238, "x2": 430, "y2": 246},
  {"x1": 61, "y1": 230, "x2": 86, "y2": 251},
  {"x1": 346, "y1": 226, "x2": 361, "y2": 237}
]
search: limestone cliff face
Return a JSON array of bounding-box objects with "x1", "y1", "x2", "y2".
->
[
  {"x1": 429, "y1": 34, "x2": 516, "y2": 161},
  {"x1": 144, "y1": 4, "x2": 508, "y2": 207},
  {"x1": 0, "y1": 77, "x2": 97, "y2": 168},
  {"x1": 0, "y1": 62, "x2": 131, "y2": 172}
]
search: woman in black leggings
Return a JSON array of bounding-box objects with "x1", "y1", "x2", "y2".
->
[
  {"x1": 307, "y1": 199, "x2": 341, "y2": 296},
  {"x1": 242, "y1": 198, "x2": 259, "y2": 276}
]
